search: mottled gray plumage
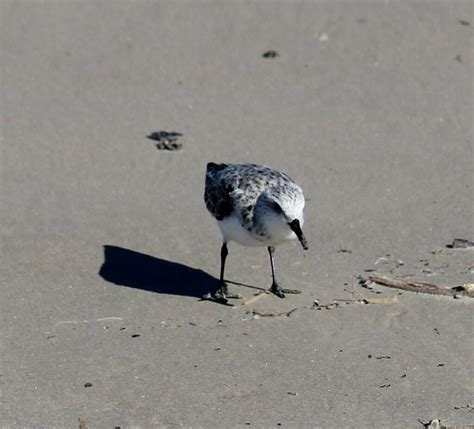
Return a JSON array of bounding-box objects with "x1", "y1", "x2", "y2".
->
[
  {"x1": 205, "y1": 162, "x2": 301, "y2": 226},
  {"x1": 203, "y1": 162, "x2": 307, "y2": 304}
]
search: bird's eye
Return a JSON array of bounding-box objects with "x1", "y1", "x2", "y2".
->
[{"x1": 272, "y1": 201, "x2": 283, "y2": 212}]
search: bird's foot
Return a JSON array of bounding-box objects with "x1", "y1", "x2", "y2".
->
[
  {"x1": 202, "y1": 283, "x2": 242, "y2": 305},
  {"x1": 269, "y1": 282, "x2": 301, "y2": 298}
]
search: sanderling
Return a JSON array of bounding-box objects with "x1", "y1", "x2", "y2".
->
[{"x1": 204, "y1": 162, "x2": 308, "y2": 304}]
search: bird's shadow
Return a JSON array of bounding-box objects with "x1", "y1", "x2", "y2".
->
[{"x1": 98, "y1": 245, "x2": 219, "y2": 298}]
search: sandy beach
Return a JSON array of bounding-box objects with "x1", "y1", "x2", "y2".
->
[{"x1": 1, "y1": 1, "x2": 472, "y2": 427}]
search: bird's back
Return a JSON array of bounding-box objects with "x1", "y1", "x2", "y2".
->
[{"x1": 204, "y1": 163, "x2": 297, "y2": 221}]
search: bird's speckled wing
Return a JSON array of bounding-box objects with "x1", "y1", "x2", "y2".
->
[{"x1": 204, "y1": 163, "x2": 296, "y2": 221}]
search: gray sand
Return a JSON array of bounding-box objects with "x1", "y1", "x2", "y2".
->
[{"x1": 1, "y1": 1, "x2": 473, "y2": 427}]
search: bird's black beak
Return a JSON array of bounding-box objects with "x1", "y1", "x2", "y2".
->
[{"x1": 288, "y1": 219, "x2": 308, "y2": 250}]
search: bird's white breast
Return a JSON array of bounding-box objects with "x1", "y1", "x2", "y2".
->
[
  {"x1": 217, "y1": 217, "x2": 264, "y2": 247},
  {"x1": 217, "y1": 216, "x2": 298, "y2": 247}
]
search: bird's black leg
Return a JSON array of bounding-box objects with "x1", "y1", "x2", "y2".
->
[
  {"x1": 267, "y1": 246, "x2": 301, "y2": 298},
  {"x1": 204, "y1": 242, "x2": 241, "y2": 303},
  {"x1": 219, "y1": 242, "x2": 228, "y2": 286}
]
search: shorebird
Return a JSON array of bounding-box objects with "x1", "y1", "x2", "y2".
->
[{"x1": 204, "y1": 162, "x2": 308, "y2": 303}]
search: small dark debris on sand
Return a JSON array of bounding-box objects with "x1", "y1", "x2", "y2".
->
[
  {"x1": 312, "y1": 301, "x2": 340, "y2": 310},
  {"x1": 248, "y1": 308, "x2": 297, "y2": 318},
  {"x1": 312, "y1": 298, "x2": 367, "y2": 310},
  {"x1": 454, "y1": 404, "x2": 472, "y2": 411},
  {"x1": 131, "y1": 334, "x2": 141, "y2": 338},
  {"x1": 84, "y1": 382, "x2": 93, "y2": 388},
  {"x1": 262, "y1": 50, "x2": 279, "y2": 58},
  {"x1": 155, "y1": 141, "x2": 182, "y2": 151},
  {"x1": 447, "y1": 238, "x2": 474, "y2": 249},
  {"x1": 458, "y1": 19, "x2": 470, "y2": 26},
  {"x1": 147, "y1": 131, "x2": 183, "y2": 151},
  {"x1": 337, "y1": 248, "x2": 352, "y2": 254}
]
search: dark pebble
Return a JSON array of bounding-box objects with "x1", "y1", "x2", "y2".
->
[
  {"x1": 147, "y1": 131, "x2": 183, "y2": 151},
  {"x1": 147, "y1": 131, "x2": 182, "y2": 142},
  {"x1": 262, "y1": 50, "x2": 279, "y2": 58}
]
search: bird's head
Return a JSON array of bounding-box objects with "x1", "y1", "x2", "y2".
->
[{"x1": 255, "y1": 187, "x2": 308, "y2": 250}]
